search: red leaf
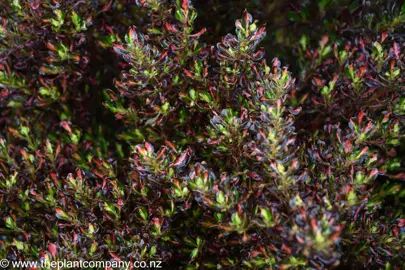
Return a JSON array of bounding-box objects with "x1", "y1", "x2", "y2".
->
[
  {"x1": 330, "y1": 231, "x2": 341, "y2": 242},
  {"x1": 109, "y1": 252, "x2": 122, "y2": 261},
  {"x1": 165, "y1": 22, "x2": 178, "y2": 33},
  {"x1": 357, "y1": 110, "x2": 364, "y2": 126},
  {"x1": 101, "y1": 0, "x2": 114, "y2": 13},
  {"x1": 244, "y1": 11, "x2": 252, "y2": 26},
  {"x1": 359, "y1": 36, "x2": 365, "y2": 50},
  {"x1": 282, "y1": 243, "x2": 291, "y2": 254},
  {"x1": 251, "y1": 26, "x2": 266, "y2": 41},
  {"x1": 369, "y1": 168, "x2": 379, "y2": 180},
  {"x1": 128, "y1": 27, "x2": 138, "y2": 43},
  {"x1": 165, "y1": 140, "x2": 177, "y2": 152},
  {"x1": 381, "y1": 32, "x2": 388, "y2": 42},
  {"x1": 61, "y1": 120, "x2": 72, "y2": 134},
  {"x1": 362, "y1": 120, "x2": 374, "y2": 134},
  {"x1": 182, "y1": 0, "x2": 189, "y2": 14},
  {"x1": 153, "y1": 217, "x2": 160, "y2": 227},
  {"x1": 183, "y1": 69, "x2": 193, "y2": 79},
  {"x1": 172, "y1": 148, "x2": 192, "y2": 167},
  {"x1": 113, "y1": 44, "x2": 125, "y2": 55},
  {"x1": 359, "y1": 66, "x2": 366, "y2": 77},
  {"x1": 189, "y1": 28, "x2": 207, "y2": 38},
  {"x1": 312, "y1": 77, "x2": 324, "y2": 87},
  {"x1": 250, "y1": 250, "x2": 261, "y2": 257},
  {"x1": 272, "y1": 57, "x2": 280, "y2": 68},
  {"x1": 359, "y1": 146, "x2": 369, "y2": 156},
  {"x1": 393, "y1": 42, "x2": 400, "y2": 59},
  {"x1": 136, "y1": 0, "x2": 146, "y2": 6},
  {"x1": 144, "y1": 142, "x2": 154, "y2": 154},
  {"x1": 48, "y1": 243, "x2": 57, "y2": 258},
  {"x1": 46, "y1": 42, "x2": 57, "y2": 51},
  {"x1": 158, "y1": 50, "x2": 168, "y2": 62}
]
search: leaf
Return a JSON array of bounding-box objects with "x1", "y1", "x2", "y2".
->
[
  {"x1": 150, "y1": 246, "x2": 157, "y2": 256},
  {"x1": 144, "y1": 142, "x2": 154, "y2": 154},
  {"x1": 357, "y1": 110, "x2": 364, "y2": 125},
  {"x1": 144, "y1": 114, "x2": 160, "y2": 126},
  {"x1": 199, "y1": 91, "x2": 212, "y2": 103},
  {"x1": 231, "y1": 213, "x2": 242, "y2": 227},
  {"x1": 216, "y1": 191, "x2": 225, "y2": 204},
  {"x1": 101, "y1": 0, "x2": 113, "y2": 13},
  {"x1": 175, "y1": 9, "x2": 185, "y2": 22},
  {"x1": 320, "y1": 0, "x2": 332, "y2": 8},
  {"x1": 138, "y1": 207, "x2": 148, "y2": 221},
  {"x1": 125, "y1": 27, "x2": 138, "y2": 45},
  {"x1": 103, "y1": 202, "x2": 118, "y2": 218},
  {"x1": 182, "y1": 0, "x2": 189, "y2": 14},
  {"x1": 368, "y1": 168, "x2": 379, "y2": 181},
  {"x1": 90, "y1": 241, "x2": 98, "y2": 255},
  {"x1": 347, "y1": 190, "x2": 357, "y2": 205},
  {"x1": 190, "y1": 248, "x2": 198, "y2": 259},
  {"x1": 55, "y1": 208, "x2": 71, "y2": 221},
  {"x1": 161, "y1": 102, "x2": 170, "y2": 113},
  {"x1": 189, "y1": 28, "x2": 207, "y2": 38},
  {"x1": 381, "y1": 32, "x2": 388, "y2": 42},
  {"x1": 244, "y1": 10, "x2": 252, "y2": 26},
  {"x1": 12, "y1": 0, "x2": 22, "y2": 10},
  {"x1": 189, "y1": 89, "x2": 196, "y2": 100},
  {"x1": 5, "y1": 216, "x2": 16, "y2": 229},
  {"x1": 172, "y1": 148, "x2": 192, "y2": 168},
  {"x1": 71, "y1": 11, "x2": 80, "y2": 26},
  {"x1": 260, "y1": 207, "x2": 272, "y2": 223},
  {"x1": 393, "y1": 42, "x2": 400, "y2": 59},
  {"x1": 61, "y1": 120, "x2": 72, "y2": 134},
  {"x1": 48, "y1": 243, "x2": 58, "y2": 258},
  {"x1": 251, "y1": 26, "x2": 266, "y2": 41},
  {"x1": 235, "y1": 20, "x2": 243, "y2": 31},
  {"x1": 344, "y1": 139, "x2": 352, "y2": 154},
  {"x1": 183, "y1": 69, "x2": 193, "y2": 79},
  {"x1": 165, "y1": 22, "x2": 178, "y2": 33}
]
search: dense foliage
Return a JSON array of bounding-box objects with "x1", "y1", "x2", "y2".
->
[{"x1": 0, "y1": 0, "x2": 404, "y2": 269}]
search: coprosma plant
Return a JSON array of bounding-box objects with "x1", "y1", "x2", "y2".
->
[{"x1": 0, "y1": 0, "x2": 404, "y2": 269}]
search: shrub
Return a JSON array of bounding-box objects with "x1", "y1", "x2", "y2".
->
[{"x1": 0, "y1": 0, "x2": 404, "y2": 269}]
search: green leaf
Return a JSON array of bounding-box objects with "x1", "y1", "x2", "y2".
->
[
  {"x1": 103, "y1": 202, "x2": 118, "y2": 218},
  {"x1": 189, "y1": 89, "x2": 196, "y2": 100},
  {"x1": 216, "y1": 191, "x2": 225, "y2": 204},
  {"x1": 231, "y1": 213, "x2": 242, "y2": 227},
  {"x1": 5, "y1": 216, "x2": 17, "y2": 229},
  {"x1": 355, "y1": 172, "x2": 365, "y2": 184},
  {"x1": 138, "y1": 207, "x2": 149, "y2": 221},
  {"x1": 90, "y1": 241, "x2": 97, "y2": 255},
  {"x1": 190, "y1": 248, "x2": 199, "y2": 259},
  {"x1": 71, "y1": 11, "x2": 80, "y2": 26},
  {"x1": 347, "y1": 191, "x2": 357, "y2": 205},
  {"x1": 260, "y1": 207, "x2": 272, "y2": 223},
  {"x1": 55, "y1": 208, "x2": 71, "y2": 221},
  {"x1": 20, "y1": 126, "x2": 29, "y2": 137},
  {"x1": 175, "y1": 9, "x2": 185, "y2": 22},
  {"x1": 12, "y1": 0, "x2": 22, "y2": 10},
  {"x1": 199, "y1": 91, "x2": 212, "y2": 103},
  {"x1": 13, "y1": 240, "x2": 24, "y2": 251}
]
